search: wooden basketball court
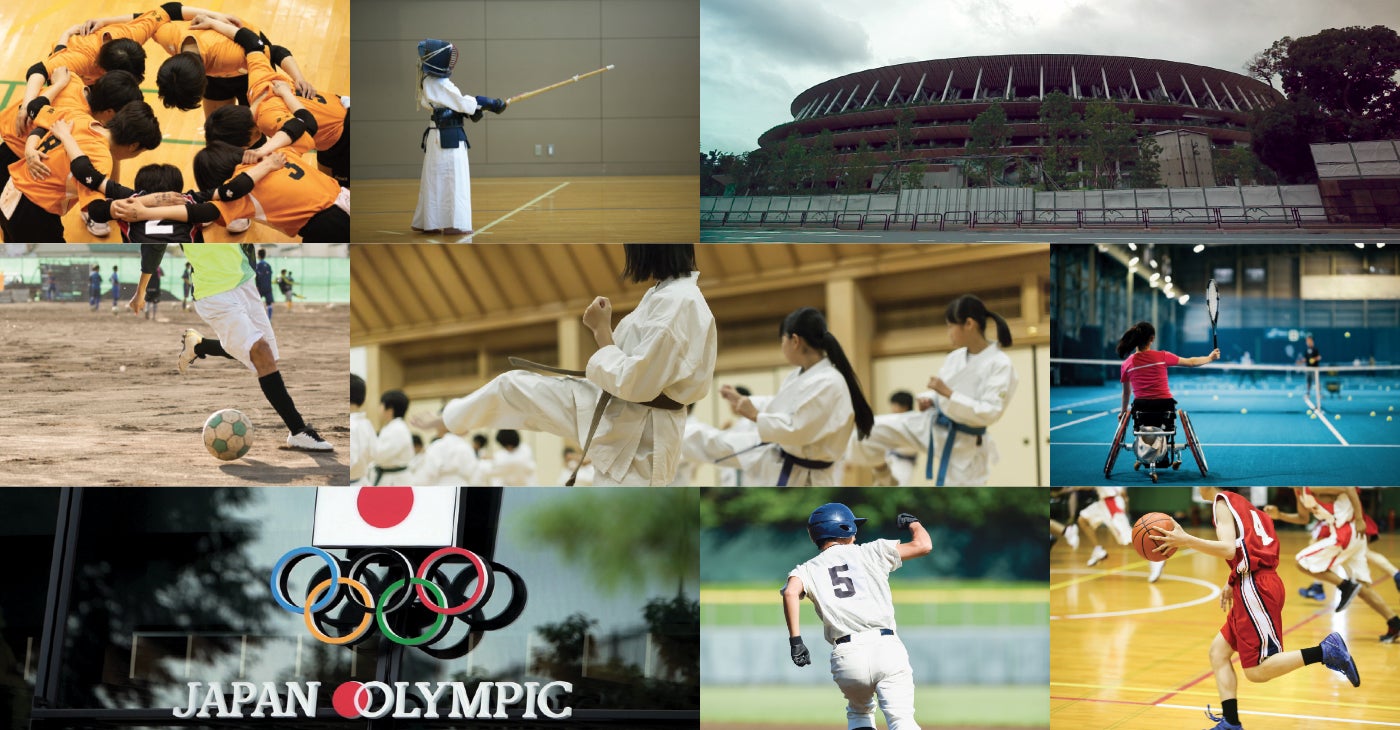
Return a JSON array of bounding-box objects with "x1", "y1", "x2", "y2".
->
[
  {"x1": 1052, "y1": 522, "x2": 1400, "y2": 728},
  {"x1": 0, "y1": 0, "x2": 349, "y2": 243},
  {"x1": 350, "y1": 175, "x2": 697, "y2": 243}
]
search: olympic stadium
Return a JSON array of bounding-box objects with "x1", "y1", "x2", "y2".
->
[{"x1": 756, "y1": 54, "x2": 1284, "y2": 186}]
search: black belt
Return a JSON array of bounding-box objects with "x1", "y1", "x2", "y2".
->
[
  {"x1": 835, "y1": 628, "x2": 894, "y2": 644},
  {"x1": 777, "y1": 448, "x2": 834, "y2": 487}
]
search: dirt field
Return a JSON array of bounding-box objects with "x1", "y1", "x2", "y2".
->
[{"x1": 0, "y1": 301, "x2": 348, "y2": 486}]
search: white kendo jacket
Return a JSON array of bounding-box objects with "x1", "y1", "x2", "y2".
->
[
  {"x1": 421, "y1": 76, "x2": 480, "y2": 116},
  {"x1": 412, "y1": 432, "x2": 482, "y2": 486},
  {"x1": 584, "y1": 273, "x2": 717, "y2": 484}
]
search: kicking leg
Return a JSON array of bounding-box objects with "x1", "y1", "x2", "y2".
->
[
  {"x1": 247, "y1": 338, "x2": 330, "y2": 449},
  {"x1": 442, "y1": 370, "x2": 593, "y2": 444}
]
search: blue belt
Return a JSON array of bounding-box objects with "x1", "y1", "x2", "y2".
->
[
  {"x1": 926, "y1": 409, "x2": 986, "y2": 486},
  {"x1": 835, "y1": 628, "x2": 894, "y2": 644},
  {"x1": 777, "y1": 448, "x2": 834, "y2": 487}
]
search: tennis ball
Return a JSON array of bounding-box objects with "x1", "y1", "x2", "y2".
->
[
  {"x1": 1389, "y1": 416, "x2": 1394, "y2": 422},
  {"x1": 1391, "y1": 406, "x2": 1395, "y2": 412},
  {"x1": 1309, "y1": 412, "x2": 1317, "y2": 419},
  {"x1": 1213, "y1": 394, "x2": 1219, "y2": 400},
  {"x1": 1241, "y1": 408, "x2": 1248, "y2": 414},
  {"x1": 1334, "y1": 414, "x2": 1341, "y2": 420},
  {"x1": 1067, "y1": 410, "x2": 1073, "y2": 415},
  {"x1": 1371, "y1": 411, "x2": 1377, "y2": 417}
]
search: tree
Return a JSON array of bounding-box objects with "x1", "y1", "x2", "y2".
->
[
  {"x1": 1244, "y1": 36, "x2": 1292, "y2": 90},
  {"x1": 770, "y1": 133, "x2": 811, "y2": 194},
  {"x1": 1079, "y1": 101, "x2": 1139, "y2": 189},
  {"x1": 1214, "y1": 146, "x2": 1277, "y2": 186},
  {"x1": 838, "y1": 140, "x2": 878, "y2": 194},
  {"x1": 1249, "y1": 96, "x2": 1329, "y2": 183},
  {"x1": 807, "y1": 129, "x2": 838, "y2": 193},
  {"x1": 1276, "y1": 26, "x2": 1400, "y2": 139},
  {"x1": 1127, "y1": 135, "x2": 1162, "y2": 189},
  {"x1": 886, "y1": 107, "x2": 921, "y2": 191},
  {"x1": 1036, "y1": 91, "x2": 1082, "y2": 190},
  {"x1": 899, "y1": 161, "x2": 928, "y2": 190},
  {"x1": 967, "y1": 101, "x2": 1010, "y2": 187}
]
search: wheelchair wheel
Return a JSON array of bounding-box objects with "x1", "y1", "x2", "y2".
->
[
  {"x1": 1180, "y1": 410, "x2": 1209, "y2": 476},
  {"x1": 1104, "y1": 411, "x2": 1130, "y2": 478}
]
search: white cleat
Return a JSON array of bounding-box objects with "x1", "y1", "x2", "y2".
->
[
  {"x1": 178, "y1": 329, "x2": 203, "y2": 375},
  {"x1": 83, "y1": 211, "x2": 111, "y2": 237},
  {"x1": 1087, "y1": 545, "x2": 1108, "y2": 567},
  {"x1": 1064, "y1": 524, "x2": 1080, "y2": 548},
  {"x1": 226, "y1": 218, "x2": 252, "y2": 234},
  {"x1": 1148, "y1": 560, "x2": 1165, "y2": 583},
  {"x1": 287, "y1": 427, "x2": 334, "y2": 451}
]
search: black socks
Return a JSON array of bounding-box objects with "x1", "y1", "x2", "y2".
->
[
  {"x1": 1301, "y1": 645, "x2": 1324, "y2": 666},
  {"x1": 194, "y1": 339, "x2": 234, "y2": 360},
  {"x1": 1221, "y1": 699, "x2": 1240, "y2": 726},
  {"x1": 259, "y1": 370, "x2": 307, "y2": 434}
]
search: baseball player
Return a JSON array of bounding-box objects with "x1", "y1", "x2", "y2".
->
[{"x1": 781, "y1": 503, "x2": 931, "y2": 730}]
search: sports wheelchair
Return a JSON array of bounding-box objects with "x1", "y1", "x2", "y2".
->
[{"x1": 1103, "y1": 399, "x2": 1208, "y2": 482}]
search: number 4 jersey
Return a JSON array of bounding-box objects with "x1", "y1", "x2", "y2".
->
[
  {"x1": 788, "y1": 540, "x2": 902, "y2": 645},
  {"x1": 1214, "y1": 489, "x2": 1280, "y2": 576}
]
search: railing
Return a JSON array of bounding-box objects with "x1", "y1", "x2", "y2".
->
[{"x1": 703, "y1": 205, "x2": 1387, "y2": 230}]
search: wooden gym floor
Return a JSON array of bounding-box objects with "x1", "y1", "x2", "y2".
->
[
  {"x1": 0, "y1": 0, "x2": 349, "y2": 243},
  {"x1": 350, "y1": 175, "x2": 698, "y2": 243},
  {"x1": 1052, "y1": 526, "x2": 1400, "y2": 728}
]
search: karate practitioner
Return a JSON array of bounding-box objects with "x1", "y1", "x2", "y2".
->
[
  {"x1": 686, "y1": 307, "x2": 875, "y2": 487},
  {"x1": 411, "y1": 39, "x2": 505, "y2": 235},
  {"x1": 349, "y1": 374, "x2": 376, "y2": 486},
  {"x1": 371, "y1": 389, "x2": 414, "y2": 485},
  {"x1": 410, "y1": 414, "x2": 482, "y2": 486},
  {"x1": 487, "y1": 430, "x2": 535, "y2": 486},
  {"x1": 847, "y1": 295, "x2": 1018, "y2": 486},
  {"x1": 425, "y1": 244, "x2": 717, "y2": 486}
]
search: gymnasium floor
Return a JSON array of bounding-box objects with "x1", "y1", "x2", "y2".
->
[
  {"x1": 1052, "y1": 529, "x2": 1400, "y2": 728},
  {"x1": 1050, "y1": 370, "x2": 1400, "y2": 486},
  {"x1": 0, "y1": 0, "x2": 349, "y2": 243},
  {"x1": 351, "y1": 175, "x2": 697, "y2": 243}
]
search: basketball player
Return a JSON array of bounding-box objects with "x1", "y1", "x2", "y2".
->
[
  {"x1": 1071, "y1": 487, "x2": 1164, "y2": 582},
  {"x1": 783, "y1": 503, "x2": 930, "y2": 730},
  {"x1": 1150, "y1": 487, "x2": 1360, "y2": 730}
]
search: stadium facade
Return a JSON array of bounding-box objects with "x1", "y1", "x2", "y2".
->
[{"x1": 757, "y1": 54, "x2": 1285, "y2": 187}]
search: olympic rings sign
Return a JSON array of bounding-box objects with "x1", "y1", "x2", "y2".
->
[{"x1": 270, "y1": 545, "x2": 527, "y2": 653}]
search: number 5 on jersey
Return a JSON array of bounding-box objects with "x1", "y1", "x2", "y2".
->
[{"x1": 829, "y1": 564, "x2": 856, "y2": 598}]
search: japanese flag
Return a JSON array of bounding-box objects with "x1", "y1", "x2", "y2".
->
[{"x1": 312, "y1": 487, "x2": 459, "y2": 548}]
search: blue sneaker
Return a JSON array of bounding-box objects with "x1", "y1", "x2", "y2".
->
[
  {"x1": 1203, "y1": 705, "x2": 1242, "y2": 730},
  {"x1": 1298, "y1": 582, "x2": 1326, "y2": 601},
  {"x1": 1393, "y1": 571, "x2": 1400, "y2": 594},
  {"x1": 1320, "y1": 632, "x2": 1360, "y2": 687}
]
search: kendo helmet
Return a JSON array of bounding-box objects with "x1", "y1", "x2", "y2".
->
[
  {"x1": 807, "y1": 503, "x2": 867, "y2": 547},
  {"x1": 418, "y1": 39, "x2": 458, "y2": 78}
]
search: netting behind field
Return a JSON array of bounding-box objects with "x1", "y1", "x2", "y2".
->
[
  {"x1": 1052, "y1": 358, "x2": 1400, "y2": 415},
  {"x1": 0, "y1": 256, "x2": 349, "y2": 303}
]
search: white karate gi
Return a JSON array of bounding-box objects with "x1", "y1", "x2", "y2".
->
[
  {"x1": 687, "y1": 358, "x2": 854, "y2": 487},
  {"x1": 489, "y1": 444, "x2": 537, "y2": 487},
  {"x1": 412, "y1": 77, "x2": 480, "y2": 232},
  {"x1": 370, "y1": 417, "x2": 415, "y2": 485},
  {"x1": 848, "y1": 344, "x2": 1017, "y2": 486},
  {"x1": 349, "y1": 411, "x2": 376, "y2": 486},
  {"x1": 442, "y1": 273, "x2": 717, "y2": 486},
  {"x1": 411, "y1": 432, "x2": 482, "y2": 486}
]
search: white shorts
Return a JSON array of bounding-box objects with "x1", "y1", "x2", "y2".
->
[
  {"x1": 1297, "y1": 525, "x2": 1371, "y2": 583},
  {"x1": 194, "y1": 280, "x2": 278, "y2": 373},
  {"x1": 1080, "y1": 498, "x2": 1132, "y2": 546}
]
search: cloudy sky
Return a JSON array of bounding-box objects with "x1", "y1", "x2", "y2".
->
[{"x1": 700, "y1": 0, "x2": 1400, "y2": 154}]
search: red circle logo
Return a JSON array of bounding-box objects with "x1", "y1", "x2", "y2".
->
[
  {"x1": 357, "y1": 487, "x2": 414, "y2": 528},
  {"x1": 332, "y1": 681, "x2": 367, "y2": 718}
]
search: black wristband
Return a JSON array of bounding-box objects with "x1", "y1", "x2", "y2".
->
[
  {"x1": 186, "y1": 202, "x2": 221, "y2": 225},
  {"x1": 26, "y1": 96, "x2": 49, "y2": 120},
  {"x1": 788, "y1": 636, "x2": 804, "y2": 647},
  {"x1": 233, "y1": 27, "x2": 264, "y2": 55},
  {"x1": 160, "y1": 2, "x2": 183, "y2": 21},
  {"x1": 278, "y1": 117, "x2": 307, "y2": 144},
  {"x1": 217, "y1": 172, "x2": 255, "y2": 201},
  {"x1": 293, "y1": 108, "x2": 318, "y2": 136},
  {"x1": 269, "y1": 44, "x2": 293, "y2": 68},
  {"x1": 26, "y1": 62, "x2": 49, "y2": 84},
  {"x1": 69, "y1": 155, "x2": 108, "y2": 191},
  {"x1": 28, "y1": 126, "x2": 49, "y2": 140},
  {"x1": 87, "y1": 199, "x2": 114, "y2": 223}
]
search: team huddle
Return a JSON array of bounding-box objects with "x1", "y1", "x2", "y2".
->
[{"x1": 0, "y1": 2, "x2": 348, "y2": 242}]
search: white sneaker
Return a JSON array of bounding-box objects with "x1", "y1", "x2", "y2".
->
[
  {"x1": 178, "y1": 329, "x2": 203, "y2": 375},
  {"x1": 1064, "y1": 524, "x2": 1080, "y2": 548},
  {"x1": 1087, "y1": 545, "x2": 1108, "y2": 567},
  {"x1": 83, "y1": 211, "x2": 110, "y2": 237},
  {"x1": 287, "y1": 427, "x2": 334, "y2": 451},
  {"x1": 1148, "y1": 560, "x2": 1165, "y2": 583},
  {"x1": 226, "y1": 218, "x2": 252, "y2": 234}
]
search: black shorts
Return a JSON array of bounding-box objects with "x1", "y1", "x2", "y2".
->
[
  {"x1": 0, "y1": 193, "x2": 66, "y2": 242},
  {"x1": 297, "y1": 203, "x2": 348, "y2": 242},
  {"x1": 0, "y1": 144, "x2": 17, "y2": 192},
  {"x1": 318, "y1": 107, "x2": 349, "y2": 186},
  {"x1": 145, "y1": 287, "x2": 162, "y2": 303},
  {"x1": 204, "y1": 74, "x2": 249, "y2": 104}
]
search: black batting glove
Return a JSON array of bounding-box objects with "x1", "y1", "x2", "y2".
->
[
  {"x1": 789, "y1": 636, "x2": 810, "y2": 667},
  {"x1": 897, "y1": 513, "x2": 920, "y2": 529}
]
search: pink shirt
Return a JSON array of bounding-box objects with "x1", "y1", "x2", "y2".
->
[{"x1": 1120, "y1": 350, "x2": 1180, "y2": 400}]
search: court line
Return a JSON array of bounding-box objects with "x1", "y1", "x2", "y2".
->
[
  {"x1": 1049, "y1": 410, "x2": 1114, "y2": 432},
  {"x1": 473, "y1": 182, "x2": 571, "y2": 235},
  {"x1": 1306, "y1": 393, "x2": 1350, "y2": 445},
  {"x1": 1054, "y1": 676, "x2": 1395, "y2": 714},
  {"x1": 1158, "y1": 703, "x2": 1400, "y2": 726},
  {"x1": 1050, "y1": 569, "x2": 1220, "y2": 619},
  {"x1": 1152, "y1": 610, "x2": 1324, "y2": 705},
  {"x1": 1051, "y1": 393, "x2": 1121, "y2": 411},
  {"x1": 1054, "y1": 442, "x2": 1400, "y2": 448},
  {"x1": 1048, "y1": 557, "x2": 1165, "y2": 591}
]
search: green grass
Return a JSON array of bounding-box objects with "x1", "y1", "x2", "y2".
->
[{"x1": 700, "y1": 684, "x2": 1048, "y2": 726}]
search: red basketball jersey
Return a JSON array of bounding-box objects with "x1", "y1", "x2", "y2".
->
[{"x1": 1213, "y1": 490, "x2": 1280, "y2": 575}]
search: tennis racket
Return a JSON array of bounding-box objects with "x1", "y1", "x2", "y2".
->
[{"x1": 1206, "y1": 278, "x2": 1219, "y2": 351}]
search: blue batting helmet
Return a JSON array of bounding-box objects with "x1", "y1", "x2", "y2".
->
[{"x1": 808, "y1": 503, "x2": 867, "y2": 547}]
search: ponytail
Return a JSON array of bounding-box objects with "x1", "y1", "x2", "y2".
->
[
  {"x1": 945, "y1": 294, "x2": 1012, "y2": 347},
  {"x1": 1116, "y1": 321, "x2": 1156, "y2": 358},
  {"x1": 781, "y1": 307, "x2": 875, "y2": 439}
]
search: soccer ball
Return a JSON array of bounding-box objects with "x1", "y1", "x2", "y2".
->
[{"x1": 203, "y1": 409, "x2": 253, "y2": 461}]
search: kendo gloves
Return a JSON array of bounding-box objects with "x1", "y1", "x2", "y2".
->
[
  {"x1": 475, "y1": 96, "x2": 507, "y2": 114},
  {"x1": 789, "y1": 636, "x2": 811, "y2": 667}
]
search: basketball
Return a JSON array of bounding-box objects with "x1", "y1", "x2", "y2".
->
[{"x1": 1132, "y1": 512, "x2": 1178, "y2": 562}]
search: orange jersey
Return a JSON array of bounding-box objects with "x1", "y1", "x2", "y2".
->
[
  {"x1": 2, "y1": 82, "x2": 98, "y2": 156},
  {"x1": 210, "y1": 150, "x2": 341, "y2": 236},
  {"x1": 44, "y1": 8, "x2": 174, "y2": 85},
  {"x1": 154, "y1": 21, "x2": 260, "y2": 78},
  {"x1": 7, "y1": 113, "x2": 112, "y2": 216},
  {"x1": 245, "y1": 52, "x2": 346, "y2": 152}
]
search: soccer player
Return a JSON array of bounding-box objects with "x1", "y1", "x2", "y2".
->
[
  {"x1": 129, "y1": 244, "x2": 332, "y2": 452},
  {"x1": 254, "y1": 248, "x2": 274, "y2": 320},
  {"x1": 1150, "y1": 487, "x2": 1360, "y2": 730},
  {"x1": 88, "y1": 264, "x2": 102, "y2": 311},
  {"x1": 782, "y1": 503, "x2": 930, "y2": 730},
  {"x1": 109, "y1": 265, "x2": 121, "y2": 313}
]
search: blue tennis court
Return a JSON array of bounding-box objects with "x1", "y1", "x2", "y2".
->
[{"x1": 1050, "y1": 363, "x2": 1400, "y2": 485}]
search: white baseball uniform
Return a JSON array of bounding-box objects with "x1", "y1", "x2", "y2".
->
[
  {"x1": 1296, "y1": 490, "x2": 1370, "y2": 583},
  {"x1": 442, "y1": 273, "x2": 716, "y2": 486},
  {"x1": 1079, "y1": 487, "x2": 1132, "y2": 546},
  {"x1": 788, "y1": 539, "x2": 919, "y2": 730},
  {"x1": 845, "y1": 344, "x2": 1016, "y2": 486},
  {"x1": 686, "y1": 358, "x2": 854, "y2": 486}
]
